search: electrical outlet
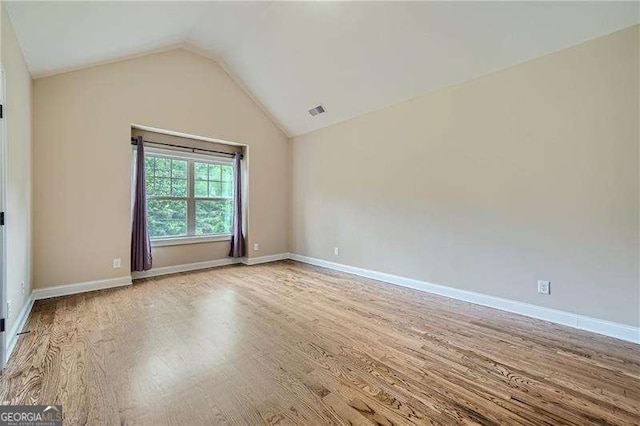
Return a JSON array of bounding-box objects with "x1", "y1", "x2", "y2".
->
[
  {"x1": 112, "y1": 258, "x2": 121, "y2": 269},
  {"x1": 537, "y1": 280, "x2": 550, "y2": 295},
  {"x1": 254, "y1": 244, "x2": 259, "y2": 251},
  {"x1": 21, "y1": 281, "x2": 25, "y2": 296},
  {"x1": 334, "y1": 247, "x2": 339, "y2": 256},
  {"x1": 7, "y1": 300, "x2": 11, "y2": 319}
]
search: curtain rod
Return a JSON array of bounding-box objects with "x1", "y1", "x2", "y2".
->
[{"x1": 130, "y1": 137, "x2": 242, "y2": 159}]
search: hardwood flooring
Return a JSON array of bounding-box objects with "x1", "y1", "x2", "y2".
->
[{"x1": 1, "y1": 260, "x2": 638, "y2": 425}]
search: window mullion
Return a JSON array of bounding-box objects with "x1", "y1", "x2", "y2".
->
[{"x1": 187, "y1": 160, "x2": 196, "y2": 236}]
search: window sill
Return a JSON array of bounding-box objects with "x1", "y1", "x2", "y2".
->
[{"x1": 151, "y1": 234, "x2": 232, "y2": 247}]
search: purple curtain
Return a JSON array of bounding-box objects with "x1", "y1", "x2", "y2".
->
[
  {"x1": 131, "y1": 136, "x2": 152, "y2": 271},
  {"x1": 228, "y1": 152, "x2": 246, "y2": 258}
]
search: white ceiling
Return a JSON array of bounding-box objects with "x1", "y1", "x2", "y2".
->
[{"x1": 7, "y1": 1, "x2": 640, "y2": 136}]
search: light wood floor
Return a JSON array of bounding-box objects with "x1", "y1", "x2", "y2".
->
[{"x1": 1, "y1": 261, "x2": 638, "y2": 425}]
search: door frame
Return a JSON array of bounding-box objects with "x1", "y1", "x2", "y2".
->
[{"x1": 0, "y1": 64, "x2": 8, "y2": 370}]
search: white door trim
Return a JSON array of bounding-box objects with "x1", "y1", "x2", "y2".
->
[{"x1": 0, "y1": 64, "x2": 8, "y2": 369}]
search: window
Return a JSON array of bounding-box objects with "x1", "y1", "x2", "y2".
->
[{"x1": 144, "y1": 149, "x2": 234, "y2": 243}]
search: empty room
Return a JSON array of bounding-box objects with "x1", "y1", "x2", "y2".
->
[{"x1": 0, "y1": 0, "x2": 638, "y2": 424}]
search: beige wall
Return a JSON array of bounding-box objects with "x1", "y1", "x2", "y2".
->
[
  {"x1": 291, "y1": 26, "x2": 640, "y2": 326},
  {"x1": 33, "y1": 48, "x2": 289, "y2": 288},
  {"x1": 1, "y1": 3, "x2": 33, "y2": 333}
]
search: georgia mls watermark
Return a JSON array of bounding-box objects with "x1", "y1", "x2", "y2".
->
[{"x1": 0, "y1": 405, "x2": 62, "y2": 426}]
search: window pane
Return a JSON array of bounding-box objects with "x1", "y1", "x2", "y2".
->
[
  {"x1": 145, "y1": 157, "x2": 155, "y2": 176},
  {"x1": 195, "y1": 162, "x2": 208, "y2": 181},
  {"x1": 194, "y1": 180, "x2": 208, "y2": 198},
  {"x1": 221, "y1": 165, "x2": 233, "y2": 182},
  {"x1": 171, "y1": 178, "x2": 187, "y2": 197},
  {"x1": 209, "y1": 181, "x2": 222, "y2": 198},
  {"x1": 195, "y1": 200, "x2": 232, "y2": 235},
  {"x1": 147, "y1": 199, "x2": 187, "y2": 238},
  {"x1": 154, "y1": 177, "x2": 171, "y2": 196},
  {"x1": 145, "y1": 175, "x2": 155, "y2": 196},
  {"x1": 155, "y1": 157, "x2": 171, "y2": 177},
  {"x1": 172, "y1": 159, "x2": 187, "y2": 178},
  {"x1": 221, "y1": 182, "x2": 233, "y2": 198},
  {"x1": 208, "y1": 164, "x2": 221, "y2": 181}
]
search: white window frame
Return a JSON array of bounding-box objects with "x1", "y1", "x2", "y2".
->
[{"x1": 144, "y1": 147, "x2": 235, "y2": 247}]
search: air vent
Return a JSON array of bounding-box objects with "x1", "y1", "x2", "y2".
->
[{"x1": 308, "y1": 105, "x2": 325, "y2": 117}]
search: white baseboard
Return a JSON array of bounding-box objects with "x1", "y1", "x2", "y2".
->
[
  {"x1": 289, "y1": 253, "x2": 640, "y2": 344},
  {"x1": 131, "y1": 253, "x2": 290, "y2": 278},
  {"x1": 23, "y1": 253, "x2": 635, "y2": 345},
  {"x1": 132, "y1": 258, "x2": 240, "y2": 279},
  {"x1": 242, "y1": 253, "x2": 290, "y2": 266},
  {"x1": 6, "y1": 294, "x2": 35, "y2": 360},
  {"x1": 32, "y1": 276, "x2": 133, "y2": 300}
]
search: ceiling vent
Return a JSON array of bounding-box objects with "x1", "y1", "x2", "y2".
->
[{"x1": 308, "y1": 105, "x2": 325, "y2": 117}]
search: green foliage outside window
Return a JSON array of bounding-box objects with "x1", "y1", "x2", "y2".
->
[
  {"x1": 196, "y1": 200, "x2": 232, "y2": 235},
  {"x1": 147, "y1": 199, "x2": 187, "y2": 237}
]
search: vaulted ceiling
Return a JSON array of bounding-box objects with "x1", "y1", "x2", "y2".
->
[{"x1": 6, "y1": 1, "x2": 639, "y2": 136}]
